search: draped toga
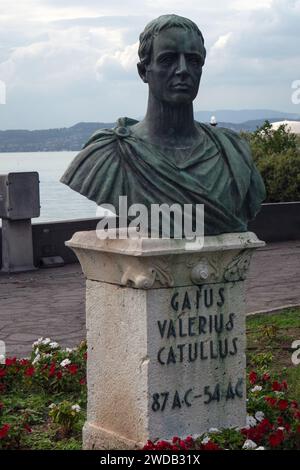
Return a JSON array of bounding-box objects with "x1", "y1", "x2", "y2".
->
[{"x1": 60, "y1": 117, "x2": 266, "y2": 236}]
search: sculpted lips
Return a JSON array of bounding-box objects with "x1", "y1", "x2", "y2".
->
[{"x1": 170, "y1": 83, "x2": 192, "y2": 91}]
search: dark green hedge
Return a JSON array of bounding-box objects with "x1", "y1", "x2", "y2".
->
[{"x1": 241, "y1": 121, "x2": 300, "y2": 203}]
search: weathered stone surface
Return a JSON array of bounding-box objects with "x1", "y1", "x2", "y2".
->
[
  {"x1": 1, "y1": 240, "x2": 299, "y2": 359},
  {"x1": 66, "y1": 231, "x2": 264, "y2": 449},
  {"x1": 66, "y1": 230, "x2": 263, "y2": 288}
]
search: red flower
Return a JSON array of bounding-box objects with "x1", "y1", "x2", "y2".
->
[
  {"x1": 281, "y1": 380, "x2": 288, "y2": 390},
  {"x1": 49, "y1": 362, "x2": 56, "y2": 377},
  {"x1": 5, "y1": 357, "x2": 17, "y2": 366},
  {"x1": 83, "y1": 352, "x2": 87, "y2": 361},
  {"x1": 24, "y1": 423, "x2": 32, "y2": 433},
  {"x1": 290, "y1": 400, "x2": 298, "y2": 409},
  {"x1": 294, "y1": 410, "x2": 300, "y2": 420},
  {"x1": 0, "y1": 368, "x2": 6, "y2": 378},
  {"x1": 265, "y1": 396, "x2": 277, "y2": 407},
  {"x1": 56, "y1": 371, "x2": 62, "y2": 380},
  {"x1": 79, "y1": 378, "x2": 86, "y2": 385},
  {"x1": 259, "y1": 418, "x2": 272, "y2": 432},
  {"x1": 277, "y1": 416, "x2": 284, "y2": 426},
  {"x1": 0, "y1": 423, "x2": 10, "y2": 439},
  {"x1": 156, "y1": 440, "x2": 173, "y2": 450},
  {"x1": 262, "y1": 373, "x2": 270, "y2": 382},
  {"x1": 269, "y1": 429, "x2": 284, "y2": 448},
  {"x1": 284, "y1": 423, "x2": 291, "y2": 432},
  {"x1": 278, "y1": 399, "x2": 289, "y2": 411},
  {"x1": 19, "y1": 358, "x2": 29, "y2": 366},
  {"x1": 249, "y1": 371, "x2": 257, "y2": 385},
  {"x1": 184, "y1": 435, "x2": 194, "y2": 448},
  {"x1": 202, "y1": 441, "x2": 221, "y2": 450},
  {"x1": 272, "y1": 381, "x2": 282, "y2": 392},
  {"x1": 67, "y1": 364, "x2": 78, "y2": 375},
  {"x1": 143, "y1": 440, "x2": 156, "y2": 450},
  {"x1": 24, "y1": 366, "x2": 35, "y2": 377}
]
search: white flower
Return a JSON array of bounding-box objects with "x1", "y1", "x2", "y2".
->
[
  {"x1": 42, "y1": 353, "x2": 52, "y2": 358},
  {"x1": 255, "y1": 411, "x2": 265, "y2": 422},
  {"x1": 60, "y1": 358, "x2": 71, "y2": 368},
  {"x1": 246, "y1": 415, "x2": 257, "y2": 428},
  {"x1": 278, "y1": 427, "x2": 285, "y2": 431},
  {"x1": 32, "y1": 338, "x2": 43, "y2": 347},
  {"x1": 71, "y1": 404, "x2": 81, "y2": 413},
  {"x1": 42, "y1": 338, "x2": 51, "y2": 345},
  {"x1": 251, "y1": 385, "x2": 262, "y2": 393},
  {"x1": 48, "y1": 403, "x2": 56, "y2": 409},
  {"x1": 49, "y1": 342, "x2": 59, "y2": 349},
  {"x1": 32, "y1": 353, "x2": 41, "y2": 365},
  {"x1": 256, "y1": 446, "x2": 265, "y2": 450},
  {"x1": 208, "y1": 427, "x2": 220, "y2": 433},
  {"x1": 201, "y1": 436, "x2": 210, "y2": 444},
  {"x1": 243, "y1": 439, "x2": 257, "y2": 450},
  {"x1": 65, "y1": 348, "x2": 73, "y2": 353}
]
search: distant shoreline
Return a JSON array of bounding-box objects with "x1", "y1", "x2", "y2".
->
[{"x1": 0, "y1": 115, "x2": 299, "y2": 152}]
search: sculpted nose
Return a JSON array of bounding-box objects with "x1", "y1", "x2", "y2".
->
[{"x1": 175, "y1": 54, "x2": 188, "y2": 76}]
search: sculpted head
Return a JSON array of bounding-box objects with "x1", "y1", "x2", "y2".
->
[{"x1": 137, "y1": 14, "x2": 206, "y2": 105}]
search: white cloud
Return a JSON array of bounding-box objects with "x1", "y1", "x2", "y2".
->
[
  {"x1": 211, "y1": 32, "x2": 233, "y2": 52},
  {"x1": 231, "y1": 0, "x2": 273, "y2": 10},
  {"x1": 0, "y1": 0, "x2": 299, "y2": 128},
  {"x1": 96, "y1": 41, "x2": 139, "y2": 80}
]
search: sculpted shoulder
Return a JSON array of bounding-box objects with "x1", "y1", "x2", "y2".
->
[
  {"x1": 82, "y1": 117, "x2": 138, "y2": 149},
  {"x1": 197, "y1": 122, "x2": 253, "y2": 167}
]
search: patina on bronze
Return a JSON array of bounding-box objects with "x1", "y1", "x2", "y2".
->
[{"x1": 61, "y1": 14, "x2": 266, "y2": 235}]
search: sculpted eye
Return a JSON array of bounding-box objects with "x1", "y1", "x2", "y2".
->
[
  {"x1": 158, "y1": 55, "x2": 174, "y2": 65},
  {"x1": 188, "y1": 56, "x2": 202, "y2": 65}
]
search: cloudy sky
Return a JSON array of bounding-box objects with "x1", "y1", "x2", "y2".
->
[{"x1": 0, "y1": 0, "x2": 299, "y2": 129}]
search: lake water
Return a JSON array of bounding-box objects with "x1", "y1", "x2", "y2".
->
[{"x1": 0, "y1": 151, "x2": 99, "y2": 223}]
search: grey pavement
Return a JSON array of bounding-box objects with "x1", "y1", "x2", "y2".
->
[{"x1": 0, "y1": 240, "x2": 300, "y2": 357}]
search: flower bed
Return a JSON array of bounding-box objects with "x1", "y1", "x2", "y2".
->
[
  {"x1": 0, "y1": 338, "x2": 87, "y2": 449},
  {"x1": 0, "y1": 307, "x2": 299, "y2": 450}
]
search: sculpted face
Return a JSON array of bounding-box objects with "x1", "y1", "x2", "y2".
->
[{"x1": 143, "y1": 27, "x2": 205, "y2": 105}]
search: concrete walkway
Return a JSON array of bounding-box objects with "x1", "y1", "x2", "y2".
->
[{"x1": 0, "y1": 240, "x2": 300, "y2": 357}]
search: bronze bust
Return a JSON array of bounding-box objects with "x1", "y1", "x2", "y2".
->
[{"x1": 61, "y1": 14, "x2": 265, "y2": 236}]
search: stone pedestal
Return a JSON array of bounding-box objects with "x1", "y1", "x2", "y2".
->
[{"x1": 66, "y1": 231, "x2": 264, "y2": 449}]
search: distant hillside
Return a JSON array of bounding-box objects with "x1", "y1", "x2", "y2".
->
[
  {"x1": 0, "y1": 122, "x2": 115, "y2": 152},
  {"x1": 1, "y1": 113, "x2": 300, "y2": 152},
  {"x1": 194, "y1": 109, "x2": 300, "y2": 123}
]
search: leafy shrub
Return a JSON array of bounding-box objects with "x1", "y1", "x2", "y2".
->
[
  {"x1": 241, "y1": 121, "x2": 300, "y2": 202},
  {"x1": 255, "y1": 149, "x2": 300, "y2": 202},
  {"x1": 49, "y1": 401, "x2": 81, "y2": 437}
]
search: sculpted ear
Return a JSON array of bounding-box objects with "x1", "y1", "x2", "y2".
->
[{"x1": 137, "y1": 62, "x2": 148, "y2": 83}]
